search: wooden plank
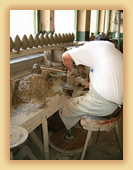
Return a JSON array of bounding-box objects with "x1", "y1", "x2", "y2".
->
[
  {"x1": 14, "y1": 109, "x2": 44, "y2": 134},
  {"x1": 41, "y1": 67, "x2": 66, "y2": 73},
  {"x1": 10, "y1": 94, "x2": 61, "y2": 132},
  {"x1": 10, "y1": 43, "x2": 82, "y2": 59}
]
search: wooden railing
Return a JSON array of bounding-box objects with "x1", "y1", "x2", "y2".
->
[{"x1": 10, "y1": 33, "x2": 75, "y2": 59}]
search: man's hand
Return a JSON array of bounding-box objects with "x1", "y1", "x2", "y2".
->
[
  {"x1": 84, "y1": 82, "x2": 89, "y2": 89},
  {"x1": 67, "y1": 68, "x2": 77, "y2": 77},
  {"x1": 75, "y1": 76, "x2": 89, "y2": 88}
]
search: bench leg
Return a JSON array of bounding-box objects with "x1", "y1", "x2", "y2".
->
[
  {"x1": 42, "y1": 118, "x2": 49, "y2": 160},
  {"x1": 81, "y1": 131, "x2": 92, "y2": 160}
]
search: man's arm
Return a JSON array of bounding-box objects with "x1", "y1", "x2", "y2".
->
[{"x1": 62, "y1": 51, "x2": 74, "y2": 72}]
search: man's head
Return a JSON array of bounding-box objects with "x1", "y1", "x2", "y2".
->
[{"x1": 94, "y1": 34, "x2": 110, "y2": 41}]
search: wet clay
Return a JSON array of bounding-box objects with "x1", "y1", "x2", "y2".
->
[
  {"x1": 67, "y1": 75, "x2": 75, "y2": 87},
  {"x1": 13, "y1": 70, "x2": 64, "y2": 114},
  {"x1": 14, "y1": 73, "x2": 52, "y2": 109}
]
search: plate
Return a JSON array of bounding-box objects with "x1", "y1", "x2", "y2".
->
[{"x1": 10, "y1": 126, "x2": 28, "y2": 149}]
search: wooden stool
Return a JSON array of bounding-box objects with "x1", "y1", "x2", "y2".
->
[{"x1": 80, "y1": 107, "x2": 123, "y2": 160}]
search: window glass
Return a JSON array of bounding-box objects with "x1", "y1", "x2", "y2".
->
[
  {"x1": 10, "y1": 10, "x2": 36, "y2": 40},
  {"x1": 90, "y1": 10, "x2": 99, "y2": 36},
  {"x1": 54, "y1": 10, "x2": 75, "y2": 33}
]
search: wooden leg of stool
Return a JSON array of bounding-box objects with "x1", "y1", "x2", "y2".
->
[
  {"x1": 114, "y1": 123, "x2": 123, "y2": 158},
  {"x1": 81, "y1": 130, "x2": 92, "y2": 160}
]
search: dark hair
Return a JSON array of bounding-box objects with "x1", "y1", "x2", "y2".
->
[{"x1": 94, "y1": 35, "x2": 110, "y2": 41}]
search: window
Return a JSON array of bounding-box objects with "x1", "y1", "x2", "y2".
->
[
  {"x1": 10, "y1": 10, "x2": 38, "y2": 40},
  {"x1": 54, "y1": 10, "x2": 75, "y2": 34},
  {"x1": 90, "y1": 10, "x2": 99, "y2": 36}
]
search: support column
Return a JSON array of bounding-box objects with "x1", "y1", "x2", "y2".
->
[
  {"x1": 86, "y1": 10, "x2": 91, "y2": 40},
  {"x1": 74, "y1": 10, "x2": 78, "y2": 41},
  {"x1": 99, "y1": 10, "x2": 106, "y2": 33},
  {"x1": 40, "y1": 10, "x2": 54, "y2": 34},
  {"x1": 105, "y1": 10, "x2": 110, "y2": 34},
  {"x1": 95, "y1": 10, "x2": 100, "y2": 35},
  {"x1": 77, "y1": 10, "x2": 91, "y2": 41},
  {"x1": 50, "y1": 10, "x2": 54, "y2": 32},
  {"x1": 117, "y1": 10, "x2": 120, "y2": 50}
]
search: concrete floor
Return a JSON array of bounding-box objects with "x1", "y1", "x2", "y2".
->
[{"x1": 12, "y1": 112, "x2": 123, "y2": 160}]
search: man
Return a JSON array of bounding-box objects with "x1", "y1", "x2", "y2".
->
[{"x1": 59, "y1": 35, "x2": 123, "y2": 130}]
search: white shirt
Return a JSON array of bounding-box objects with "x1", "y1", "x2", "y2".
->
[{"x1": 68, "y1": 41, "x2": 123, "y2": 105}]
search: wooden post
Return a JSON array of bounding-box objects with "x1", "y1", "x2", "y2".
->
[
  {"x1": 42, "y1": 117, "x2": 49, "y2": 160},
  {"x1": 81, "y1": 131, "x2": 92, "y2": 160}
]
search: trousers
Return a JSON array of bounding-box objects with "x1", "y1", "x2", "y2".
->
[{"x1": 59, "y1": 83, "x2": 118, "y2": 130}]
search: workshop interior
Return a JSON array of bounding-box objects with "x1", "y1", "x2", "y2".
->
[{"x1": 10, "y1": 10, "x2": 123, "y2": 160}]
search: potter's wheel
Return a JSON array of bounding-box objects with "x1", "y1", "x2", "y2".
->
[{"x1": 61, "y1": 83, "x2": 79, "y2": 90}]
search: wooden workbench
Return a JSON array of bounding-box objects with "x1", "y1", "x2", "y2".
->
[{"x1": 10, "y1": 92, "x2": 70, "y2": 159}]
